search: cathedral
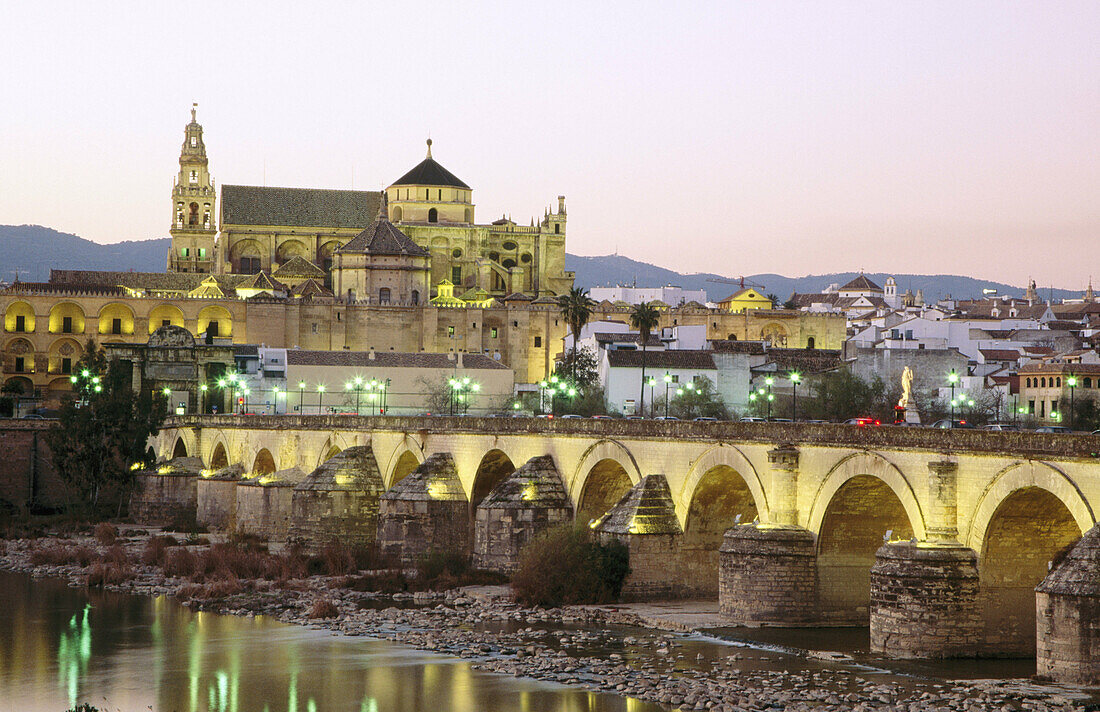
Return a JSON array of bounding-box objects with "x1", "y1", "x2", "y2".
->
[{"x1": 168, "y1": 106, "x2": 573, "y2": 300}]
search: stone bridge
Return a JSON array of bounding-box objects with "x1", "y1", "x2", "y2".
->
[{"x1": 152, "y1": 415, "x2": 1100, "y2": 670}]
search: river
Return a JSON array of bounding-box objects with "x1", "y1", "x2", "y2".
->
[{"x1": 0, "y1": 571, "x2": 660, "y2": 712}]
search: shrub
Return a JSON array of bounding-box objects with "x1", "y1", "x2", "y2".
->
[
  {"x1": 511, "y1": 525, "x2": 630, "y2": 607},
  {"x1": 29, "y1": 544, "x2": 94, "y2": 567},
  {"x1": 87, "y1": 561, "x2": 132, "y2": 587},
  {"x1": 102, "y1": 544, "x2": 128, "y2": 566},
  {"x1": 140, "y1": 535, "x2": 178, "y2": 566},
  {"x1": 308, "y1": 598, "x2": 339, "y2": 619},
  {"x1": 417, "y1": 549, "x2": 471, "y2": 590},
  {"x1": 345, "y1": 570, "x2": 410, "y2": 594},
  {"x1": 70, "y1": 545, "x2": 96, "y2": 567},
  {"x1": 93, "y1": 522, "x2": 118, "y2": 546},
  {"x1": 319, "y1": 541, "x2": 356, "y2": 576},
  {"x1": 164, "y1": 548, "x2": 197, "y2": 577}
]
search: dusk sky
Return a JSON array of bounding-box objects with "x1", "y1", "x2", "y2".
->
[{"x1": 2, "y1": 2, "x2": 1096, "y2": 287}]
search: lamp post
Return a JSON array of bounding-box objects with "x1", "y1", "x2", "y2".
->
[
  {"x1": 317, "y1": 384, "x2": 325, "y2": 414},
  {"x1": 789, "y1": 371, "x2": 801, "y2": 421},
  {"x1": 948, "y1": 370, "x2": 959, "y2": 422},
  {"x1": 381, "y1": 378, "x2": 390, "y2": 415},
  {"x1": 647, "y1": 377, "x2": 656, "y2": 417},
  {"x1": 272, "y1": 386, "x2": 281, "y2": 415},
  {"x1": 199, "y1": 383, "x2": 208, "y2": 414},
  {"x1": 1067, "y1": 375, "x2": 1078, "y2": 431},
  {"x1": 663, "y1": 372, "x2": 672, "y2": 417},
  {"x1": 765, "y1": 376, "x2": 774, "y2": 420},
  {"x1": 298, "y1": 381, "x2": 306, "y2": 415}
]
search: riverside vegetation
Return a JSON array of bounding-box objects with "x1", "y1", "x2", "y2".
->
[{"x1": 2, "y1": 522, "x2": 1093, "y2": 712}]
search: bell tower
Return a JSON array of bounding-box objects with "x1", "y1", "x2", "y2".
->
[{"x1": 168, "y1": 103, "x2": 217, "y2": 273}]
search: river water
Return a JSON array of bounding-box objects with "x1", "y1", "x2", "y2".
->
[{"x1": 0, "y1": 571, "x2": 660, "y2": 712}]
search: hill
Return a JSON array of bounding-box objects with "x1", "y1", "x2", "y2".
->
[
  {"x1": 0, "y1": 225, "x2": 171, "y2": 282},
  {"x1": 0, "y1": 225, "x2": 1075, "y2": 303}
]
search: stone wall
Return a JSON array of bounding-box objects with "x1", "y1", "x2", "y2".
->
[
  {"x1": 719, "y1": 525, "x2": 817, "y2": 624},
  {"x1": 378, "y1": 453, "x2": 470, "y2": 567},
  {"x1": 289, "y1": 447, "x2": 384, "y2": 548},
  {"x1": 130, "y1": 460, "x2": 202, "y2": 526},
  {"x1": 196, "y1": 471, "x2": 242, "y2": 531},
  {"x1": 869, "y1": 542, "x2": 981, "y2": 659},
  {"x1": 0, "y1": 420, "x2": 67, "y2": 510},
  {"x1": 235, "y1": 481, "x2": 295, "y2": 539},
  {"x1": 1036, "y1": 524, "x2": 1100, "y2": 685}
]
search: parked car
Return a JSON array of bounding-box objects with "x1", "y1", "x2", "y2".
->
[
  {"x1": 653, "y1": 416, "x2": 680, "y2": 421},
  {"x1": 930, "y1": 419, "x2": 976, "y2": 429},
  {"x1": 844, "y1": 417, "x2": 882, "y2": 427},
  {"x1": 559, "y1": 414, "x2": 583, "y2": 419},
  {"x1": 625, "y1": 415, "x2": 645, "y2": 420},
  {"x1": 1035, "y1": 425, "x2": 1072, "y2": 433},
  {"x1": 740, "y1": 417, "x2": 766, "y2": 423},
  {"x1": 590, "y1": 414, "x2": 612, "y2": 419},
  {"x1": 983, "y1": 423, "x2": 1020, "y2": 431},
  {"x1": 693, "y1": 416, "x2": 718, "y2": 422},
  {"x1": 20, "y1": 414, "x2": 46, "y2": 419}
]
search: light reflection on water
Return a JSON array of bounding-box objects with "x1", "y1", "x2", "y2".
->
[{"x1": 0, "y1": 571, "x2": 659, "y2": 712}]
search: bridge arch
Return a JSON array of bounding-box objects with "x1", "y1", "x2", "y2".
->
[
  {"x1": 809, "y1": 451, "x2": 925, "y2": 620},
  {"x1": 163, "y1": 428, "x2": 199, "y2": 462},
  {"x1": 679, "y1": 445, "x2": 766, "y2": 595},
  {"x1": 470, "y1": 448, "x2": 517, "y2": 507},
  {"x1": 968, "y1": 460, "x2": 1093, "y2": 654},
  {"x1": 252, "y1": 448, "x2": 277, "y2": 476},
  {"x1": 209, "y1": 441, "x2": 229, "y2": 471},
  {"x1": 570, "y1": 439, "x2": 642, "y2": 522},
  {"x1": 378, "y1": 435, "x2": 425, "y2": 488},
  {"x1": 315, "y1": 432, "x2": 353, "y2": 469},
  {"x1": 172, "y1": 436, "x2": 188, "y2": 460}
]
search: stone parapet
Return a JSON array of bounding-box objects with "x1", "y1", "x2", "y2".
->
[
  {"x1": 869, "y1": 541, "x2": 981, "y2": 659},
  {"x1": 1036, "y1": 523, "x2": 1100, "y2": 685},
  {"x1": 719, "y1": 525, "x2": 817, "y2": 624}
]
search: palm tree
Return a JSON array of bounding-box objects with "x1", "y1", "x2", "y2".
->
[
  {"x1": 629, "y1": 303, "x2": 661, "y2": 416},
  {"x1": 557, "y1": 287, "x2": 596, "y2": 384}
]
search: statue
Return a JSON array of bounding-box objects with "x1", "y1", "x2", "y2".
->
[{"x1": 895, "y1": 367, "x2": 920, "y2": 424}]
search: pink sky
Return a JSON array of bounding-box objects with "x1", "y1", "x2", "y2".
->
[{"x1": 1, "y1": 1, "x2": 1097, "y2": 287}]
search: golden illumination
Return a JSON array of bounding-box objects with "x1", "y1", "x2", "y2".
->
[
  {"x1": 200, "y1": 469, "x2": 215, "y2": 478},
  {"x1": 48, "y1": 302, "x2": 86, "y2": 334},
  {"x1": 521, "y1": 482, "x2": 538, "y2": 501},
  {"x1": 3, "y1": 300, "x2": 35, "y2": 333}
]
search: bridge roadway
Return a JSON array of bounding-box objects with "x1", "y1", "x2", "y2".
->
[{"x1": 155, "y1": 415, "x2": 1100, "y2": 659}]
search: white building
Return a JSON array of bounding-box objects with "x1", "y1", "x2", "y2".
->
[{"x1": 588, "y1": 285, "x2": 709, "y2": 308}]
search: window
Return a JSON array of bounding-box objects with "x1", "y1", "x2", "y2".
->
[
  {"x1": 555, "y1": 224, "x2": 560, "y2": 234},
  {"x1": 512, "y1": 320, "x2": 518, "y2": 327},
  {"x1": 438, "y1": 189, "x2": 442, "y2": 200},
  {"x1": 428, "y1": 208, "x2": 438, "y2": 223},
  {"x1": 182, "y1": 247, "x2": 190, "y2": 257},
  {"x1": 207, "y1": 321, "x2": 219, "y2": 338},
  {"x1": 491, "y1": 328, "x2": 498, "y2": 338},
  {"x1": 1040, "y1": 401, "x2": 1046, "y2": 417},
  {"x1": 379, "y1": 287, "x2": 391, "y2": 304},
  {"x1": 412, "y1": 290, "x2": 420, "y2": 305},
  {"x1": 190, "y1": 136, "x2": 197, "y2": 147},
  {"x1": 111, "y1": 318, "x2": 122, "y2": 335},
  {"x1": 1057, "y1": 377, "x2": 1062, "y2": 387},
  {"x1": 534, "y1": 336, "x2": 542, "y2": 347},
  {"x1": 189, "y1": 170, "x2": 197, "y2": 184},
  {"x1": 425, "y1": 189, "x2": 430, "y2": 200},
  {"x1": 1086, "y1": 377, "x2": 1093, "y2": 388},
  {"x1": 1053, "y1": 400, "x2": 1059, "y2": 415},
  {"x1": 1028, "y1": 400, "x2": 1035, "y2": 414},
  {"x1": 521, "y1": 253, "x2": 531, "y2": 263},
  {"x1": 162, "y1": 319, "x2": 171, "y2": 327},
  {"x1": 311, "y1": 323, "x2": 318, "y2": 334},
  {"x1": 61, "y1": 358, "x2": 71, "y2": 374},
  {"x1": 671, "y1": 375, "x2": 680, "y2": 383},
  {"x1": 15, "y1": 315, "x2": 25, "y2": 332},
  {"x1": 15, "y1": 357, "x2": 24, "y2": 372},
  {"x1": 62, "y1": 316, "x2": 73, "y2": 333},
  {"x1": 807, "y1": 336, "x2": 815, "y2": 349},
  {"x1": 189, "y1": 202, "x2": 199, "y2": 225},
  {"x1": 240, "y1": 257, "x2": 261, "y2": 274},
  {"x1": 1026, "y1": 378, "x2": 1032, "y2": 387},
  {"x1": 448, "y1": 326, "x2": 455, "y2": 337},
  {"x1": 199, "y1": 248, "x2": 206, "y2": 258},
  {"x1": 452, "y1": 248, "x2": 462, "y2": 258},
  {"x1": 1041, "y1": 377, "x2": 1046, "y2": 388},
  {"x1": 451, "y1": 266, "x2": 461, "y2": 284}
]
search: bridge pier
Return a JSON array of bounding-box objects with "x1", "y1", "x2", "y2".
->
[
  {"x1": 1036, "y1": 523, "x2": 1100, "y2": 685},
  {"x1": 378, "y1": 453, "x2": 470, "y2": 567},
  {"x1": 718, "y1": 524, "x2": 817, "y2": 624},
  {"x1": 132, "y1": 457, "x2": 202, "y2": 526},
  {"x1": 596, "y1": 474, "x2": 688, "y2": 601},
  {"x1": 289, "y1": 446, "x2": 384, "y2": 548}
]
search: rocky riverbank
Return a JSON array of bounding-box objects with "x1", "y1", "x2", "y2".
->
[{"x1": 0, "y1": 528, "x2": 1093, "y2": 712}]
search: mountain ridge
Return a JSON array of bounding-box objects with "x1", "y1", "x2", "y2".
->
[{"x1": 0, "y1": 224, "x2": 1079, "y2": 303}]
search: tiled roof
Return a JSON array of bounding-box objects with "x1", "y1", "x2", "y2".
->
[
  {"x1": 391, "y1": 153, "x2": 470, "y2": 189},
  {"x1": 290, "y1": 278, "x2": 333, "y2": 298},
  {"x1": 337, "y1": 199, "x2": 430, "y2": 257},
  {"x1": 49, "y1": 269, "x2": 250, "y2": 292},
  {"x1": 1019, "y1": 362, "x2": 1100, "y2": 376},
  {"x1": 759, "y1": 348, "x2": 844, "y2": 374},
  {"x1": 273, "y1": 256, "x2": 325, "y2": 277},
  {"x1": 606, "y1": 350, "x2": 716, "y2": 369},
  {"x1": 593, "y1": 332, "x2": 662, "y2": 347},
  {"x1": 238, "y1": 271, "x2": 284, "y2": 291},
  {"x1": 979, "y1": 349, "x2": 1021, "y2": 361},
  {"x1": 708, "y1": 340, "x2": 766, "y2": 354},
  {"x1": 285, "y1": 350, "x2": 509, "y2": 369},
  {"x1": 221, "y1": 185, "x2": 380, "y2": 228},
  {"x1": 3, "y1": 281, "x2": 125, "y2": 296},
  {"x1": 1046, "y1": 320, "x2": 1083, "y2": 331},
  {"x1": 502, "y1": 292, "x2": 534, "y2": 302},
  {"x1": 839, "y1": 274, "x2": 883, "y2": 292}
]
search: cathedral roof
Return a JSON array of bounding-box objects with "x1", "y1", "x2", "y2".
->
[
  {"x1": 221, "y1": 185, "x2": 380, "y2": 228},
  {"x1": 238, "y1": 271, "x2": 283, "y2": 291},
  {"x1": 338, "y1": 194, "x2": 430, "y2": 257},
  {"x1": 273, "y1": 256, "x2": 325, "y2": 278},
  {"x1": 390, "y1": 140, "x2": 470, "y2": 189},
  {"x1": 290, "y1": 278, "x2": 333, "y2": 299},
  {"x1": 839, "y1": 274, "x2": 883, "y2": 292}
]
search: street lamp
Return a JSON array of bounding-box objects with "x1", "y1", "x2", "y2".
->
[
  {"x1": 199, "y1": 383, "x2": 208, "y2": 414},
  {"x1": 646, "y1": 377, "x2": 656, "y2": 417},
  {"x1": 272, "y1": 386, "x2": 281, "y2": 415},
  {"x1": 765, "y1": 376, "x2": 775, "y2": 419},
  {"x1": 663, "y1": 372, "x2": 672, "y2": 417},
  {"x1": 1067, "y1": 375, "x2": 1078, "y2": 430},
  {"x1": 298, "y1": 381, "x2": 306, "y2": 414},
  {"x1": 947, "y1": 370, "x2": 959, "y2": 421},
  {"x1": 317, "y1": 384, "x2": 325, "y2": 414},
  {"x1": 789, "y1": 371, "x2": 801, "y2": 421}
]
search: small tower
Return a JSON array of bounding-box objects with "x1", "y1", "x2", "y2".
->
[
  {"x1": 168, "y1": 104, "x2": 217, "y2": 273},
  {"x1": 1026, "y1": 279, "x2": 1038, "y2": 305},
  {"x1": 1085, "y1": 278, "x2": 1095, "y2": 304},
  {"x1": 884, "y1": 276, "x2": 898, "y2": 308}
]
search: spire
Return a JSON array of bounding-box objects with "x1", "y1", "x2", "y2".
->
[
  {"x1": 1087, "y1": 277, "x2": 1095, "y2": 303},
  {"x1": 426, "y1": 138, "x2": 433, "y2": 160},
  {"x1": 191, "y1": 102, "x2": 197, "y2": 123}
]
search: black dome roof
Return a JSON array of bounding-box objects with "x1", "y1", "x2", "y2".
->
[{"x1": 390, "y1": 140, "x2": 470, "y2": 189}]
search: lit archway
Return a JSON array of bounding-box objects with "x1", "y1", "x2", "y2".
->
[
  {"x1": 577, "y1": 458, "x2": 633, "y2": 523},
  {"x1": 979, "y1": 486, "x2": 1082, "y2": 655},
  {"x1": 390, "y1": 451, "x2": 421, "y2": 488},
  {"x1": 210, "y1": 442, "x2": 228, "y2": 470},
  {"x1": 317, "y1": 443, "x2": 342, "y2": 469},
  {"x1": 252, "y1": 449, "x2": 277, "y2": 476},
  {"x1": 4, "y1": 301, "x2": 36, "y2": 333},
  {"x1": 172, "y1": 437, "x2": 188, "y2": 460},
  {"x1": 471, "y1": 449, "x2": 515, "y2": 507},
  {"x1": 683, "y1": 465, "x2": 759, "y2": 595},
  {"x1": 97, "y1": 303, "x2": 135, "y2": 336},
  {"x1": 197, "y1": 305, "x2": 233, "y2": 339},
  {"x1": 148, "y1": 304, "x2": 185, "y2": 334},
  {"x1": 48, "y1": 303, "x2": 85, "y2": 335},
  {"x1": 816, "y1": 475, "x2": 916, "y2": 619},
  {"x1": 47, "y1": 338, "x2": 82, "y2": 376}
]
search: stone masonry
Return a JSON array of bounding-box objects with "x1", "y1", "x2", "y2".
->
[
  {"x1": 196, "y1": 465, "x2": 244, "y2": 531},
  {"x1": 1036, "y1": 523, "x2": 1100, "y2": 685},
  {"x1": 869, "y1": 541, "x2": 981, "y2": 659},
  {"x1": 131, "y1": 457, "x2": 203, "y2": 525},
  {"x1": 377, "y1": 453, "x2": 470, "y2": 567},
  {"x1": 289, "y1": 446, "x2": 384, "y2": 548},
  {"x1": 473, "y1": 455, "x2": 573, "y2": 574},
  {"x1": 719, "y1": 524, "x2": 817, "y2": 624}
]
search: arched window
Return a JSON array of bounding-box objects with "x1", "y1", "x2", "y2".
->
[
  {"x1": 1025, "y1": 378, "x2": 1031, "y2": 387},
  {"x1": 807, "y1": 336, "x2": 815, "y2": 349},
  {"x1": 1041, "y1": 377, "x2": 1046, "y2": 388},
  {"x1": 428, "y1": 208, "x2": 438, "y2": 223},
  {"x1": 727, "y1": 334, "x2": 737, "y2": 341},
  {"x1": 188, "y1": 202, "x2": 199, "y2": 226},
  {"x1": 392, "y1": 206, "x2": 402, "y2": 221},
  {"x1": 378, "y1": 287, "x2": 391, "y2": 304},
  {"x1": 555, "y1": 224, "x2": 560, "y2": 234},
  {"x1": 1057, "y1": 377, "x2": 1061, "y2": 387},
  {"x1": 411, "y1": 290, "x2": 420, "y2": 306},
  {"x1": 1086, "y1": 377, "x2": 1093, "y2": 388}
]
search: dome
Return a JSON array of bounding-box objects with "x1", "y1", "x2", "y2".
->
[{"x1": 390, "y1": 139, "x2": 470, "y2": 189}]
